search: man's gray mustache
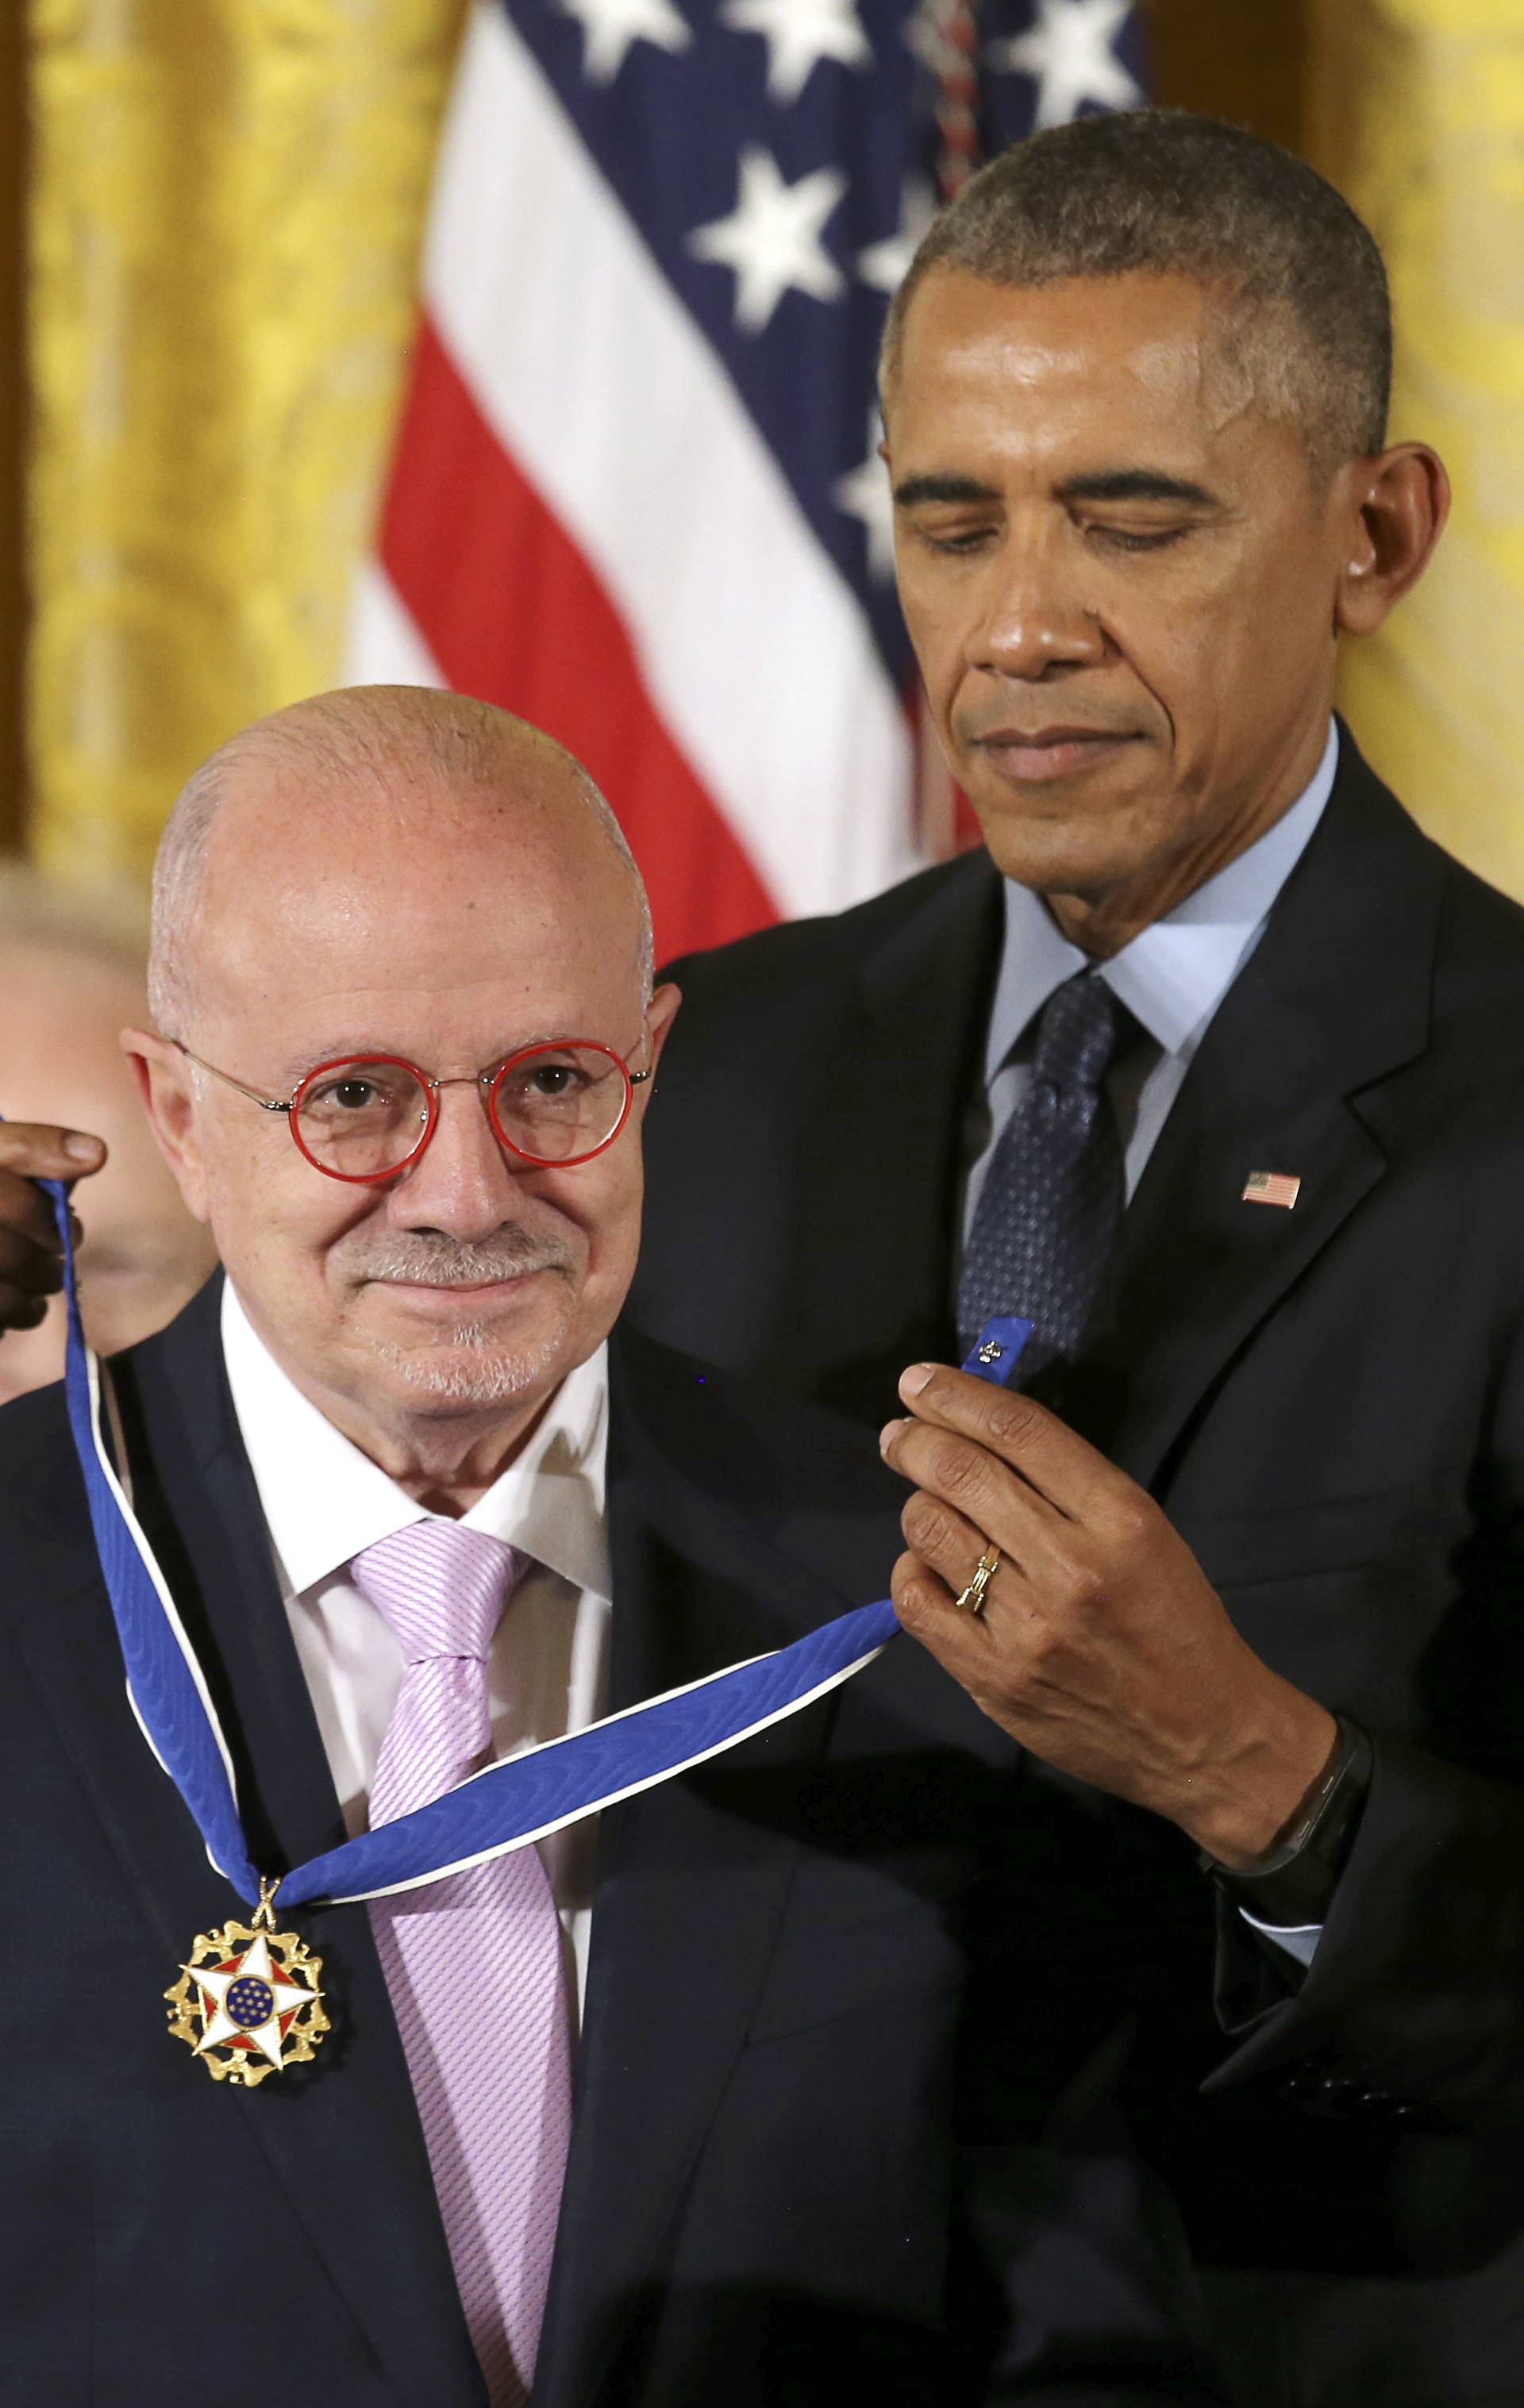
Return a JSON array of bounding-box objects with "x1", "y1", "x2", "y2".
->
[{"x1": 345, "y1": 1234, "x2": 575, "y2": 1287}]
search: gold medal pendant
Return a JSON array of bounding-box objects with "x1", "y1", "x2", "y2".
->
[{"x1": 166, "y1": 1879, "x2": 331, "y2": 2086}]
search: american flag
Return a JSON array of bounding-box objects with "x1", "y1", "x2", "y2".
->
[
  {"x1": 347, "y1": 0, "x2": 1145, "y2": 961},
  {"x1": 1242, "y1": 1171, "x2": 1303, "y2": 1210}
]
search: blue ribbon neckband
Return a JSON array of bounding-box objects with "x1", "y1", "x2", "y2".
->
[{"x1": 38, "y1": 1170, "x2": 1029, "y2": 1918}]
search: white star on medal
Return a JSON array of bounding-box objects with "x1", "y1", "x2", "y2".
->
[
  {"x1": 990, "y1": 0, "x2": 1141, "y2": 132},
  {"x1": 183, "y1": 1929, "x2": 322, "y2": 2071}
]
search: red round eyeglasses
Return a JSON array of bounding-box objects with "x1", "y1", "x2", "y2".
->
[{"x1": 173, "y1": 1037, "x2": 652, "y2": 1183}]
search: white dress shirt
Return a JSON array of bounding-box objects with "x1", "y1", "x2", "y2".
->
[
  {"x1": 961, "y1": 723, "x2": 1341, "y2": 1968},
  {"x1": 221, "y1": 1282, "x2": 612, "y2": 2025}
]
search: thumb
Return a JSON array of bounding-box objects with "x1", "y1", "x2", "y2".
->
[{"x1": 0, "y1": 1121, "x2": 108, "y2": 1185}]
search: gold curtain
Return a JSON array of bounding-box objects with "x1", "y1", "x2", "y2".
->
[
  {"x1": 1311, "y1": 0, "x2": 1524, "y2": 901},
  {"x1": 26, "y1": 0, "x2": 465, "y2": 887}
]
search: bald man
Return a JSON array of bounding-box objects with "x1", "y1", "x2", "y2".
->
[
  {"x1": 0, "y1": 874, "x2": 217, "y2": 1403},
  {"x1": 0, "y1": 690, "x2": 1216, "y2": 2408}
]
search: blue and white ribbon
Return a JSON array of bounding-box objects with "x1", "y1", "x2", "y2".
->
[{"x1": 37, "y1": 1167, "x2": 1029, "y2": 1910}]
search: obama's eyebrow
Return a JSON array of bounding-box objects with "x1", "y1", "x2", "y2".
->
[
  {"x1": 892, "y1": 467, "x2": 1222, "y2": 510},
  {"x1": 892, "y1": 472, "x2": 1001, "y2": 509},
  {"x1": 1055, "y1": 469, "x2": 1222, "y2": 509}
]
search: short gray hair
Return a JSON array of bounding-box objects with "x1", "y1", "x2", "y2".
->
[
  {"x1": 148, "y1": 687, "x2": 656, "y2": 1035},
  {"x1": 881, "y1": 109, "x2": 1391, "y2": 475}
]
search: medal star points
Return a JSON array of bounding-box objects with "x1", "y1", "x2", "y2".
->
[
  {"x1": 182, "y1": 1929, "x2": 321, "y2": 2071},
  {"x1": 169, "y1": 1914, "x2": 329, "y2": 2084}
]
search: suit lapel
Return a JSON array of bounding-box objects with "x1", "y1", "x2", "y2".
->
[
  {"x1": 533, "y1": 1334, "x2": 879, "y2": 2406},
  {"x1": 1070, "y1": 742, "x2": 1445, "y2": 1492},
  {"x1": 1076, "y1": 1045, "x2": 1388, "y2": 1491},
  {"x1": 66, "y1": 1282, "x2": 488, "y2": 2402},
  {"x1": 790, "y1": 852, "x2": 1003, "y2": 1421}
]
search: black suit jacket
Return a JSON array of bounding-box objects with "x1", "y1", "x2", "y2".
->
[
  {"x1": 0, "y1": 1279, "x2": 1221, "y2": 2408},
  {"x1": 629, "y1": 732, "x2": 1524, "y2": 2406}
]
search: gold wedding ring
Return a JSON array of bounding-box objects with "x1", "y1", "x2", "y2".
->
[{"x1": 952, "y1": 1542, "x2": 1001, "y2": 1617}]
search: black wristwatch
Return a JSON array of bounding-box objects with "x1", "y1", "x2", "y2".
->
[{"x1": 1202, "y1": 1714, "x2": 1374, "y2": 1929}]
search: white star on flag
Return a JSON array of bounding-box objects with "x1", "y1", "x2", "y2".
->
[
  {"x1": 688, "y1": 147, "x2": 847, "y2": 333},
  {"x1": 720, "y1": 0, "x2": 872, "y2": 103},
  {"x1": 834, "y1": 410, "x2": 895, "y2": 579},
  {"x1": 991, "y1": 0, "x2": 1141, "y2": 132},
  {"x1": 182, "y1": 1929, "x2": 321, "y2": 2072},
  {"x1": 560, "y1": 0, "x2": 691, "y2": 83},
  {"x1": 857, "y1": 179, "x2": 934, "y2": 296}
]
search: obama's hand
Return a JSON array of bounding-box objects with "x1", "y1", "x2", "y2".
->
[
  {"x1": 880, "y1": 1363, "x2": 1336, "y2": 1867},
  {"x1": 0, "y1": 1123, "x2": 104, "y2": 1333}
]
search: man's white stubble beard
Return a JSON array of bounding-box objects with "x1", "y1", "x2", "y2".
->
[
  {"x1": 371, "y1": 1310, "x2": 575, "y2": 1410},
  {"x1": 344, "y1": 1227, "x2": 583, "y2": 1412}
]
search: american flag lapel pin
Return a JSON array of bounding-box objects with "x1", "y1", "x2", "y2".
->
[{"x1": 1242, "y1": 1170, "x2": 1302, "y2": 1210}]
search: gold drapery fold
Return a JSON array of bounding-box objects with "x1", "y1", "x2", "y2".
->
[
  {"x1": 1311, "y1": 0, "x2": 1524, "y2": 899},
  {"x1": 26, "y1": 0, "x2": 464, "y2": 887}
]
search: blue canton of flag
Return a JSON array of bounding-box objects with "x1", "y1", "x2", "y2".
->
[
  {"x1": 350, "y1": 0, "x2": 1145, "y2": 961},
  {"x1": 514, "y1": 0, "x2": 1145, "y2": 683}
]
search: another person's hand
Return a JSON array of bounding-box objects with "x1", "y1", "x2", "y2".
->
[
  {"x1": 881, "y1": 1364, "x2": 1337, "y2": 1868},
  {"x1": 0, "y1": 1122, "x2": 104, "y2": 1332}
]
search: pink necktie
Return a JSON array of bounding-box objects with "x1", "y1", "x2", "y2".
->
[{"x1": 352, "y1": 1521, "x2": 573, "y2": 2408}]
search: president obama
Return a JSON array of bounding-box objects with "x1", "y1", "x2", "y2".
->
[{"x1": 638, "y1": 113, "x2": 1524, "y2": 2405}]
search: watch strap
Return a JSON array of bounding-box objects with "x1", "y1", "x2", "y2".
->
[{"x1": 1203, "y1": 1714, "x2": 1373, "y2": 1929}]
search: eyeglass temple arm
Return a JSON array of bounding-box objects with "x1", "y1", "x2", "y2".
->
[{"x1": 172, "y1": 1041, "x2": 293, "y2": 1115}]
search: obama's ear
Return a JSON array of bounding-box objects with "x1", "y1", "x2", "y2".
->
[{"x1": 1334, "y1": 443, "x2": 1450, "y2": 637}]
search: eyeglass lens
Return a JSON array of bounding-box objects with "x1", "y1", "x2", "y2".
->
[{"x1": 294, "y1": 1046, "x2": 631, "y2": 1179}]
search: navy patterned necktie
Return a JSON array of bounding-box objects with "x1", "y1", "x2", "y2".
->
[{"x1": 956, "y1": 968, "x2": 1131, "y2": 1369}]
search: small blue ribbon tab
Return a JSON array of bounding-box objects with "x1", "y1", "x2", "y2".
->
[{"x1": 960, "y1": 1314, "x2": 1035, "y2": 1389}]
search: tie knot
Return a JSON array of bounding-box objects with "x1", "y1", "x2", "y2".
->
[
  {"x1": 1030, "y1": 969, "x2": 1125, "y2": 1095},
  {"x1": 348, "y1": 1520, "x2": 525, "y2": 1665}
]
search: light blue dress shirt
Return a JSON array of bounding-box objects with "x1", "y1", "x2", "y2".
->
[
  {"x1": 960, "y1": 720, "x2": 1341, "y2": 1968},
  {"x1": 961, "y1": 719, "x2": 1341, "y2": 1244}
]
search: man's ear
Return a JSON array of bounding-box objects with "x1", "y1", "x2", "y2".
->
[
  {"x1": 1334, "y1": 442, "x2": 1451, "y2": 637},
  {"x1": 634, "y1": 982, "x2": 683, "y2": 1115},
  {"x1": 120, "y1": 1030, "x2": 213, "y2": 1223}
]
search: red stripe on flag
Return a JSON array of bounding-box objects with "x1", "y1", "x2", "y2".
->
[{"x1": 378, "y1": 315, "x2": 779, "y2": 964}]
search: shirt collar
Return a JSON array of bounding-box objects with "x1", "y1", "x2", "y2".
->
[
  {"x1": 220, "y1": 1280, "x2": 612, "y2": 1602},
  {"x1": 983, "y1": 719, "x2": 1340, "y2": 1081}
]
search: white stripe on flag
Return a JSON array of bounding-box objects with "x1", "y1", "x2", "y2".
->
[
  {"x1": 346, "y1": 561, "x2": 447, "y2": 690},
  {"x1": 418, "y1": 0, "x2": 922, "y2": 921}
]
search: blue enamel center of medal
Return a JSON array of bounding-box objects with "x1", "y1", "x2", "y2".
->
[{"x1": 226, "y1": 1975, "x2": 275, "y2": 2029}]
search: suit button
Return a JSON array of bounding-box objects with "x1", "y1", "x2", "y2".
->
[
  {"x1": 1276, "y1": 2066, "x2": 1355, "y2": 2114},
  {"x1": 1356, "y1": 2088, "x2": 1422, "y2": 2125}
]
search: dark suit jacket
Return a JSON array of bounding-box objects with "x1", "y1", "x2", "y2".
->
[
  {"x1": 0, "y1": 1279, "x2": 1222, "y2": 2408},
  {"x1": 629, "y1": 730, "x2": 1524, "y2": 2407}
]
